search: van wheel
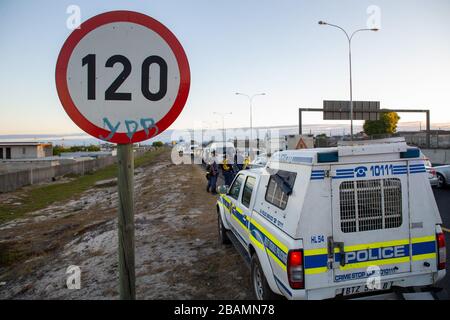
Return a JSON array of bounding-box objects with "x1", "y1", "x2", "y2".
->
[
  {"x1": 218, "y1": 213, "x2": 230, "y2": 245},
  {"x1": 437, "y1": 173, "x2": 446, "y2": 189},
  {"x1": 251, "y1": 254, "x2": 278, "y2": 300}
]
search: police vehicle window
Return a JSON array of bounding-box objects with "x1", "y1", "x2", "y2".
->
[
  {"x1": 340, "y1": 178, "x2": 402, "y2": 233},
  {"x1": 228, "y1": 174, "x2": 244, "y2": 200},
  {"x1": 241, "y1": 176, "x2": 256, "y2": 208},
  {"x1": 264, "y1": 170, "x2": 297, "y2": 210}
]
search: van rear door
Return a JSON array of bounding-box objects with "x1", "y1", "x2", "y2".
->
[{"x1": 330, "y1": 162, "x2": 411, "y2": 289}]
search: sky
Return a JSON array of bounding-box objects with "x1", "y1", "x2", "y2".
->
[{"x1": 0, "y1": 0, "x2": 449, "y2": 135}]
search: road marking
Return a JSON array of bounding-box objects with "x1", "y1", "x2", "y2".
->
[{"x1": 442, "y1": 227, "x2": 450, "y2": 233}]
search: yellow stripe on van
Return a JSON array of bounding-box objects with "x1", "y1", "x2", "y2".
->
[
  {"x1": 250, "y1": 218, "x2": 288, "y2": 253},
  {"x1": 305, "y1": 267, "x2": 328, "y2": 275},
  {"x1": 232, "y1": 214, "x2": 248, "y2": 230},
  {"x1": 411, "y1": 235, "x2": 435, "y2": 244},
  {"x1": 250, "y1": 234, "x2": 264, "y2": 251},
  {"x1": 250, "y1": 233, "x2": 286, "y2": 270},
  {"x1": 304, "y1": 248, "x2": 328, "y2": 256},
  {"x1": 217, "y1": 201, "x2": 228, "y2": 212},
  {"x1": 266, "y1": 249, "x2": 287, "y2": 271},
  {"x1": 412, "y1": 253, "x2": 436, "y2": 261}
]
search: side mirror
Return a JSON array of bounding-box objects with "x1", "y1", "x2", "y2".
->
[{"x1": 216, "y1": 185, "x2": 228, "y2": 195}]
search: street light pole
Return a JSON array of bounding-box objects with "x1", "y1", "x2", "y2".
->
[
  {"x1": 235, "y1": 92, "x2": 266, "y2": 154},
  {"x1": 318, "y1": 21, "x2": 378, "y2": 140},
  {"x1": 213, "y1": 112, "x2": 232, "y2": 143}
]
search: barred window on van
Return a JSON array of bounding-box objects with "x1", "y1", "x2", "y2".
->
[
  {"x1": 339, "y1": 178, "x2": 402, "y2": 233},
  {"x1": 264, "y1": 170, "x2": 296, "y2": 210}
]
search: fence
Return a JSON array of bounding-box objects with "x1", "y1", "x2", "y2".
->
[{"x1": 0, "y1": 149, "x2": 149, "y2": 193}]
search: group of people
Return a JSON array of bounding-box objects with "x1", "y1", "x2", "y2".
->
[{"x1": 205, "y1": 151, "x2": 250, "y2": 195}]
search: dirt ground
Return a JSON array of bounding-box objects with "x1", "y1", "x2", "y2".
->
[{"x1": 0, "y1": 150, "x2": 253, "y2": 299}]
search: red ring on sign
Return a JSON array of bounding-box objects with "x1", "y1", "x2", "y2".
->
[{"x1": 55, "y1": 10, "x2": 190, "y2": 144}]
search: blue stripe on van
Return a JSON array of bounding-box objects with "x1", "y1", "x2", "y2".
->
[
  {"x1": 412, "y1": 241, "x2": 436, "y2": 255},
  {"x1": 311, "y1": 170, "x2": 325, "y2": 180},
  {"x1": 274, "y1": 275, "x2": 292, "y2": 296},
  {"x1": 304, "y1": 254, "x2": 328, "y2": 269}
]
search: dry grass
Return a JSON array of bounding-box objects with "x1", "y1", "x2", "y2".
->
[{"x1": 0, "y1": 147, "x2": 166, "y2": 224}]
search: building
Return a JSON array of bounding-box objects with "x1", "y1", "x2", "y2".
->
[{"x1": 0, "y1": 142, "x2": 53, "y2": 160}]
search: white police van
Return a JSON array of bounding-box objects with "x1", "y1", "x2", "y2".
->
[{"x1": 216, "y1": 138, "x2": 446, "y2": 299}]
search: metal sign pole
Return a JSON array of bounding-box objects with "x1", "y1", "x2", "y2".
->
[{"x1": 117, "y1": 143, "x2": 135, "y2": 300}]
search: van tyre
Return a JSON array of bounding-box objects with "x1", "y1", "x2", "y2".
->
[
  {"x1": 218, "y1": 213, "x2": 231, "y2": 245},
  {"x1": 251, "y1": 254, "x2": 279, "y2": 300},
  {"x1": 437, "y1": 173, "x2": 446, "y2": 189}
]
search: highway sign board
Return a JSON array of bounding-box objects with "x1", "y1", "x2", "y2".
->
[{"x1": 323, "y1": 100, "x2": 380, "y2": 120}]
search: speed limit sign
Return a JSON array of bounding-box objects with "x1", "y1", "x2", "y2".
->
[
  {"x1": 55, "y1": 11, "x2": 190, "y2": 300},
  {"x1": 56, "y1": 10, "x2": 190, "y2": 144}
]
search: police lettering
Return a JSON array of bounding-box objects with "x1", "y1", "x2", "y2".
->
[{"x1": 344, "y1": 245, "x2": 406, "y2": 264}]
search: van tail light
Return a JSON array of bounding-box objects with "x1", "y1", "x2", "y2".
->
[
  {"x1": 437, "y1": 232, "x2": 446, "y2": 270},
  {"x1": 429, "y1": 168, "x2": 436, "y2": 177},
  {"x1": 287, "y1": 249, "x2": 304, "y2": 289}
]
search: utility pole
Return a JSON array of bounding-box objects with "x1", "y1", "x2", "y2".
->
[
  {"x1": 235, "y1": 92, "x2": 266, "y2": 157},
  {"x1": 213, "y1": 112, "x2": 232, "y2": 143},
  {"x1": 318, "y1": 21, "x2": 378, "y2": 140}
]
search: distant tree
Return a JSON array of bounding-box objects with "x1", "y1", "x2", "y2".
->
[
  {"x1": 69, "y1": 146, "x2": 84, "y2": 152},
  {"x1": 363, "y1": 111, "x2": 400, "y2": 136},
  {"x1": 86, "y1": 145, "x2": 100, "y2": 152},
  {"x1": 152, "y1": 141, "x2": 164, "y2": 148},
  {"x1": 53, "y1": 144, "x2": 100, "y2": 156},
  {"x1": 53, "y1": 145, "x2": 69, "y2": 156}
]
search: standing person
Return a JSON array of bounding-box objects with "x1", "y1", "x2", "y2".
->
[
  {"x1": 207, "y1": 151, "x2": 218, "y2": 194},
  {"x1": 235, "y1": 151, "x2": 244, "y2": 171},
  {"x1": 221, "y1": 154, "x2": 234, "y2": 186},
  {"x1": 205, "y1": 162, "x2": 211, "y2": 192},
  {"x1": 243, "y1": 153, "x2": 250, "y2": 170}
]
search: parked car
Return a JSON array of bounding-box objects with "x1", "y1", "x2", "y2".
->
[
  {"x1": 435, "y1": 165, "x2": 450, "y2": 188},
  {"x1": 420, "y1": 152, "x2": 438, "y2": 187},
  {"x1": 203, "y1": 142, "x2": 235, "y2": 164},
  {"x1": 250, "y1": 153, "x2": 269, "y2": 167}
]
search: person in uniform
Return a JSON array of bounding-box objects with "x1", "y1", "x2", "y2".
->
[
  {"x1": 221, "y1": 154, "x2": 234, "y2": 186},
  {"x1": 206, "y1": 151, "x2": 218, "y2": 194},
  {"x1": 235, "y1": 151, "x2": 244, "y2": 172},
  {"x1": 243, "y1": 154, "x2": 250, "y2": 170}
]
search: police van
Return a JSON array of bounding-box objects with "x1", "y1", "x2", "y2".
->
[{"x1": 216, "y1": 138, "x2": 446, "y2": 299}]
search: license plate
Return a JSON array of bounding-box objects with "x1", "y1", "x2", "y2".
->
[{"x1": 341, "y1": 281, "x2": 393, "y2": 296}]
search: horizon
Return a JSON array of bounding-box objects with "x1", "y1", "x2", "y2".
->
[
  {"x1": 1, "y1": 120, "x2": 449, "y2": 146},
  {"x1": 1, "y1": 0, "x2": 450, "y2": 136}
]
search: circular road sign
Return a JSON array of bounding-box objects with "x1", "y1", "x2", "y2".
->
[{"x1": 56, "y1": 11, "x2": 190, "y2": 144}]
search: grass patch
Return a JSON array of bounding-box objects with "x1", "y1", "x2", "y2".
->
[
  {"x1": 0, "y1": 246, "x2": 28, "y2": 267},
  {"x1": 0, "y1": 147, "x2": 167, "y2": 224}
]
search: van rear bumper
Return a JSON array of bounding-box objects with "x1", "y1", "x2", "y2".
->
[{"x1": 289, "y1": 271, "x2": 441, "y2": 300}]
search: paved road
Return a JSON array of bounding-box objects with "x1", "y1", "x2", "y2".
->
[{"x1": 434, "y1": 187, "x2": 450, "y2": 298}]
